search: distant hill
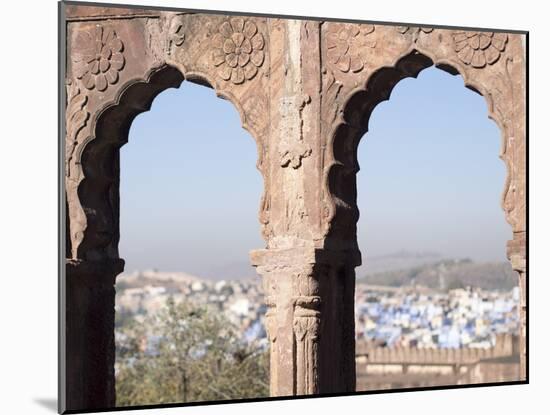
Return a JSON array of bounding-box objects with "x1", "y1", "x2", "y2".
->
[
  {"x1": 358, "y1": 258, "x2": 517, "y2": 291},
  {"x1": 116, "y1": 270, "x2": 202, "y2": 290},
  {"x1": 118, "y1": 253, "x2": 518, "y2": 292},
  {"x1": 200, "y1": 260, "x2": 259, "y2": 280},
  {"x1": 357, "y1": 250, "x2": 443, "y2": 276}
]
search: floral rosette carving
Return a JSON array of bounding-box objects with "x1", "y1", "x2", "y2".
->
[
  {"x1": 72, "y1": 26, "x2": 125, "y2": 92},
  {"x1": 326, "y1": 23, "x2": 376, "y2": 73},
  {"x1": 452, "y1": 31, "x2": 508, "y2": 68},
  {"x1": 211, "y1": 18, "x2": 265, "y2": 84}
]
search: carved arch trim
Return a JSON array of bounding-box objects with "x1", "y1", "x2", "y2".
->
[
  {"x1": 66, "y1": 60, "x2": 270, "y2": 261},
  {"x1": 321, "y1": 33, "x2": 524, "y2": 246}
]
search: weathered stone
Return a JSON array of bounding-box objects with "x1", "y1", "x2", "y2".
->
[
  {"x1": 62, "y1": 3, "x2": 527, "y2": 410},
  {"x1": 65, "y1": 258, "x2": 124, "y2": 411}
]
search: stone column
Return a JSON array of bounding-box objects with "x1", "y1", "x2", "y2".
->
[
  {"x1": 507, "y1": 231, "x2": 527, "y2": 380},
  {"x1": 253, "y1": 18, "x2": 361, "y2": 396},
  {"x1": 64, "y1": 258, "x2": 124, "y2": 411},
  {"x1": 251, "y1": 247, "x2": 360, "y2": 395}
]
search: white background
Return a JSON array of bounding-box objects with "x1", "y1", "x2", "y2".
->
[{"x1": 0, "y1": 0, "x2": 546, "y2": 414}]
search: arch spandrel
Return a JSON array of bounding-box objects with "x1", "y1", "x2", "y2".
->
[
  {"x1": 319, "y1": 23, "x2": 526, "y2": 244},
  {"x1": 65, "y1": 11, "x2": 272, "y2": 261}
]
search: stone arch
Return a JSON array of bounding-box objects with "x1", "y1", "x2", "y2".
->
[
  {"x1": 320, "y1": 26, "x2": 526, "y2": 380},
  {"x1": 65, "y1": 61, "x2": 270, "y2": 410},
  {"x1": 70, "y1": 63, "x2": 269, "y2": 262},
  {"x1": 324, "y1": 47, "x2": 512, "y2": 246},
  {"x1": 63, "y1": 11, "x2": 273, "y2": 410}
]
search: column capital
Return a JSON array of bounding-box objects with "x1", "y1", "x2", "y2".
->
[{"x1": 249, "y1": 247, "x2": 361, "y2": 268}]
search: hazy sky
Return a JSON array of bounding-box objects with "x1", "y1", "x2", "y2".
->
[{"x1": 119, "y1": 67, "x2": 510, "y2": 277}]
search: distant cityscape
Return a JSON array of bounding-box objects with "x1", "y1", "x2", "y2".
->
[
  {"x1": 115, "y1": 260, "x2": 520, "y2": 352},
  {"x1": 355, "y1": 284, "x2": 519, "y2": 349}
]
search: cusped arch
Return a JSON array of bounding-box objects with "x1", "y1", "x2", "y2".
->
[
  {"x1": 70, "y1": 63, "x2": 268, "y2": 261},
  {"x1": 323, "y1": 46, "x2": 513, "y2": 246}
]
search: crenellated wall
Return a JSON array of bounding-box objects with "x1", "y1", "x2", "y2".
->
[
  {"x1": 356, "y1": 334, "x2": 520, "y2": 390},
  {"x1": 357, "y1": 334, "x2": 518, "y2": 365}
]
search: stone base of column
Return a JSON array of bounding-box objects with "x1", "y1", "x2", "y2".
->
[
  {"x1": 62, "y1": 258, "x2": 124, "y2": 412},
  {"x1": 250, "y1": 247, "x2": 360, "y2": 396}
]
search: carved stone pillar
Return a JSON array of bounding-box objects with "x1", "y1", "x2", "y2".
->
[
  {"x1": 507, "y1": 231, "x2": 527, "y2": 380},
  {"x1": 64, "y1": 258, "x2": 124, "y2": 411},
  {"x1": 250, "y1": 17, "x2": 362, "y2": 396},
  {"x1": 251, "y1": 247, "x2": 360, "y2": 395}
]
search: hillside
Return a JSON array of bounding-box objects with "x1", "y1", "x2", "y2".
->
[{"x1": 359, "y1": 258, "x2": 517, "y2": 291}]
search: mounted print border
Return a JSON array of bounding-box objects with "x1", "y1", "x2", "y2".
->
[{"x1": 59, "y1": 1, "x2": 528, "y2": 413}]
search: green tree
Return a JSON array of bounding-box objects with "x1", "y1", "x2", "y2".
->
[{"x1": 115, "y1": 297, "x2": 269, "y2": 406}]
